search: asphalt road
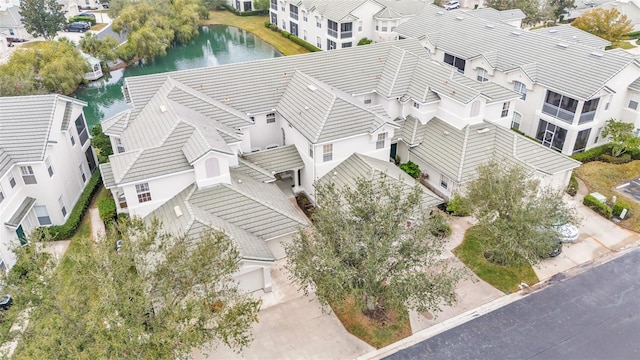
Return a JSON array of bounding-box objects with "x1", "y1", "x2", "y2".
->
[{"x1": 387, "y1": 249, "x2": 640, "y2": 360}]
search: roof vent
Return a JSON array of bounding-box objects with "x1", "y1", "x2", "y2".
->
[
  {"x1": 160, "y1": 105, "x2": 167, "y2": 112},
  {"x1": 485, "y1": 24, "x2": 495, "y2": 29},
  {"x1": 307, "y1": 84, "x2": 317, "y2": 91},
  {"x1": 173, "y1": 205, "x2": 183, "y2": 218},
  {"x1": 511, "y1": 30, "x2": 522, "y2": 36},
  {"x1": 436, "y1": 11, "x2": 445, "y2": 15},
  {"x1": 557, "y1": 42, "x2": 569, "y2": 48},
  {"x1": 455, "y1": 16, "x2": 464, "y2": 20},
  {"x1": 590, "y1": 51, "x2": 604, "y2": 58},
  {"x1": 477, "y1": 128, "x2": 490, "y2": 134},
  {"x1": 548, "y1": 29, "x2": 557, "y2": 33}
]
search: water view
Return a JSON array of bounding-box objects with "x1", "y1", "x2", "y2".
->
[{"x1": 75, "y1": 25, "x2": 282, "y2": 128}]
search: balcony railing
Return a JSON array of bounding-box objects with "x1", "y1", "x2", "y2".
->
[
  {"x1": 290, "y1": 12, "x2": 298, "y2": 20},
  {"x1": 327, "y1": 29, "x2": 337, "y2": 38},
  {"x1": 340, "y1": 31, "x2": 352, "y2": 39},
  {"x1": 271, "y1": 4, "x2": 277, "y2": 10},
  {"x1": 542, "y1": 103, "x2": 575, "y2": 124},
  {"x1": 578, "y1": 111, "x2": 596, "y2": 124}
]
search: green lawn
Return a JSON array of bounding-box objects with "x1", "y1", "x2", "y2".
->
[
  {"x1": 454, "y1": 226, "x2": 539, "y2": 293},
  {"x1": 201, "y1": 10, "x2": 310, "y2": 56}
]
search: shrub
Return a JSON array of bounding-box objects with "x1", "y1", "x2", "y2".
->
[
  {"x1": 583, "y1": 194, "x2": 612, "y2": 218},
  {"x1": 428, "y1": 212, "x2": 451, "y2": 238},
  {"x1": 98, "y1": 196, "x2": 116, "y2": 224},
  {"x1": 399, "y1": 161, "x2": 421, "y2": 179},
  {"x1": 613, "y1": 199, "x2": 632, "y2": 218},
  {"x1": 570, "y1": 144, "x2": 611, "y2": 163},
  {"x1": 566, "y1": 174, "x2": 579, "y2": 196},
  {"x1": 288, "y1": 35, "x2": 321, "y2": 52},
  {"x1": 446, "y1": 194, "x2": 471, "y2": 216},
  {"x1": 627, "y1": 30, "x2": 640, "y2": 39},
  {"x1": 357, "y1": 37, "x2": 373, "y2": 46},
  {"x1": 281, "y1": 31, "x2": 291, "y2": 39},
  {"x1": 264, "y1": 21, "x2": 271, "y2": 28},
  {"x1": 69, "y1": 16, "x2": 97, "y2": 26},
  {"x1": 599, "y1": 153, "x2": 632, "y2": 164},
  {"x1": 46, "y1": 171, "x2": 102, "y2": 240}
]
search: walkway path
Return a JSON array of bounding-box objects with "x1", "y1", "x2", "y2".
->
[{"x1": 89, "y1": 207, "x2": 106, "y2": 241}]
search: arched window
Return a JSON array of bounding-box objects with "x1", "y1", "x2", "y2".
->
[{"x1": 205, "y1": 157, "x2": 220, "y2": 178}]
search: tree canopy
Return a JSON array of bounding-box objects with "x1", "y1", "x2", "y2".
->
[
  {"x1": 0, "y1": 40, "x2": 88, "y2": 96},
  {"x1": 19, "y1": 0, "x2": 66, "y2": 41},
  {"x1": 602, "y1": 118, "x2": 640, "y2": 157},
  {"x1": 80, "y1": 33, "x2": 120, "y2": 65},
  {"x1": 285, "y1": 176, "x2": 461, "y2": 318},
  {"x1": 572, "y1": 8, "x2": 633, "y2": 43},
  {"x1": 483, "y1": 0, "x2": 554, "y2": 26},
  {"x1": 7, "y1": 219, "x2": 260, "y2": 358},
  {"x1": 456, "y1": 160, "x2": 580, "y2": 265}
]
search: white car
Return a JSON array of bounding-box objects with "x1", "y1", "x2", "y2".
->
[
  {"x1": 553, "y1": 221, "x2": 579, "y2": 243},
  {"x1": 444, "y1": 1, "x2": 461, "y2": 10}
]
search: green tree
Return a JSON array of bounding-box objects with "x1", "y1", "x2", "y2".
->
[
  {"x1": 602, "y1": 118, "x2": 640, "y2": 157},
  {"x1": 357, "y1": 37, "x2": 373, "y2": 45},
  {"x1": 11, "y1": 219, "x2": 260, "y2": 358},
  {"x1": 483, "y1": 0, "x2": 553, "y2": 27},
  {"x1": 19, "y1": 0, "x2": 66, "y2": 41},
  {"x1": 548, "y1": 0, "x2": 575, "y2": 22},
  {"x1": 80, "y1": 33, "x2": 120, "y2": 65},
  {"x1": 572, "y1": 8, "x2": 633, "y2": 43},
  {"x1": 459, "y1": 160, "x2": 579, "y2": 265},
  {"x1": 285, "y1": 176, "x2": 461, "y2": 318},
  {"x1": 0, "y1": 40, "x2": 88, "y2": 95},
  {"x1": 254, "y1": 0, "x2": 269, "y2": 10},
  {"x1": 90, "y1": 124, "x2": 114, "y2": 163}
]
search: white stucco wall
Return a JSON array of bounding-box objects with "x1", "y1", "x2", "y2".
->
[{"x1": 124, "y1": 171, "x2": 195, "y2": 218}]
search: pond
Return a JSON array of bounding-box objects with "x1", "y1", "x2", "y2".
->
[{"x1": 74, "y1": 25, "x2": 282, "y2": 128}]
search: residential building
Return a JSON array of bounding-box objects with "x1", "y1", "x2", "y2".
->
[
  {"x1": 396, "y1": 4, "x2": 640, "y2": 155},
  {"x1": 0, "y1": 95, "x2": 97, "y2": 270},
  {"x1": 268, "y1": 0, "x2": 428, "y2": 49}
]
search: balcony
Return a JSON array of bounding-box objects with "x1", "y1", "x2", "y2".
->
[
  {"x1": 542, "y1": 103, "x2": 575, "y2": 124},
  {"x1": 290, "y1": 12, "x2": 298, "y2": 20},
  {"x1": 340, "y1": 31, "x2": 352, "y2": 39},
  {"x1": 327, "y1": 29, "x2": 337, "y2": 38},
  {"x1": 578, "y1": 111, "x2": 596, "y2": 124}
]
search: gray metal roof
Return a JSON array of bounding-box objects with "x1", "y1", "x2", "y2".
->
[
  {"x1": 374, "y1": 0, "x2": 428, "y2": 19},
  {"x1": 396, "y1": 4, "x2": 637, "y2": 100},
  {"x1": 242, "y1": 145, "x2": 304, "y2": 175},
  {"x1": 530, "y1": 25, "x2": 611, "y2": 49},
  {"x1": 146, "y1": 185, "x2": 276, "y2": 261},
  {"x1": 316, "y1": 153, "x2": 443, "y2": 208},
  {"x1": 393, "y1": 116, "x2": 428, "y2": 146},
  {"x1": 471, "y1": 7, "x2": 526, "y2": 23},
  {"x1": 410, "y1": 118, "x2": 581, "y2": 182},
  {"x1": 235, "y1": 159, "x2": 277, "y2": 183},
  {"x1": 301, "y1": 0, "x2": 368, "y2": 22},
  {"x1": 0, "y1": 7, "x2": 22, "y2": 28},
  {"x1": 100, "y1": 163, "x2": 116, "y2": 189},
  {"x1": 0, "y1": 94, "x2": 85, "y2": 178},
  {"x1": 4, "y1": 197, "x2": 36, "y2": 228},
  {"x1": 102, "y1": 110, "x2": 131, "y2": 136},
  {"x1": 629, "y1": 76, "x2": 640, "y2": 92}
]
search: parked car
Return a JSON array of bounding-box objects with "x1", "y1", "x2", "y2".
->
[
  {"x1": 78, "y1": 4, "x2": 99, "y2": 10},
  {"x1": 102, "y1": 2, "x2": 109, "y2": 8},
  {"x1": 65, "y1": 22, "x2": 91, "y2": 32},
  {"x1": 553, "y1": 220, "x2": 579, "y2": 243},
  {"x1": 77, "y1": 12, "x2": 96, "y2": 18},
  {"x1": 0, "y1": 295, "x2": 12, "y2": 310},
  {"x1": 547, "y1": 240, "x2": 563, "y2": 258},
  {"x1": 444, "y1": 1, "x2": 461, "y2": 10},
  {"x1": 5, "y1": 37, "x2": 27, "y2": 43}
]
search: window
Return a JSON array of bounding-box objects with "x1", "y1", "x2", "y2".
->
[
  {"x1": 536, "y1": 119, "x2": 568, "y2": 152},
  {"x1": 342, "y1": 42, "x2": 352, "y2": 48},
  {"x1": 595, "y1": 127, "x2": 602, "y2": 143},
  {"x1": 308, "y1": 143, "x2": 313, "y2": 158},
  {"x1": 303, "y1": 30, "x2": 307, "y2": 40},
  {"x1": 20, "y1": 166, "x2": 36, "y2": 185},
  {"x1": 116, "y1": 138, "x2": 125, "y2": 153},
  {"x1": 440, "y1": 175, "x2": 449, "y2": 190},
  {"x1": 340, "y1": 22, "x2": 352, "y2": 38},
  {"x1": 413, "y1": 102, "x2": 420, "y2": 109},
  {"x1": 358, "y1": 21, "x2": 362, "y2": 32},
  {"x1": 281, "y1": 20, "x2": 286, "y2": 30},
  {"x1": 381, "y1": 21, "x2": 388, "y2": 32},
  {"x1": 75, "y1": 114, "x2": 89, "y2": 145},
  {"x1": 289, "y1": 21, "x2": 298, "y2": 36},
  {"x1": 376, "y1": 133, "x2": 387, "y2": 149},
  {"x1": 443, "y1": 53, "x2": 465, "y2": 73},
  {"x1": 323, "y1": 144, "x2": 333, "y2": 162},
  {"x1": 303, "y1": 12, "x2": 307, "y2": 21},
  {"x1": 316, "y1": 17, "x2": 321, "y2": 28},
  {"x1": 328, "y1": 20, "x2": 338, "y2": 37},
  {"x1": 46, "y1": 157, "x2": 54, "y2": 177},
  {"x1": 513, "y1": 81, "x2": 527, "y2": 100},
  {"x1": 136, "y1": 183, "x2": 152, "y2": 203},
  {"x1": 327, "y1": 39, "x2": 336, "y2": 50},
  {"x1": 573, "y1": 129, "x2": 591, "y2": 154},
  {"x1": 316, "y1": 36, "x2": 322, "y2": 48},
  {"x1": 511, "y1": 112, "x2": 522, "y2": 130},
  {"x1": 629, "y1": 95, "x2": 639, "y2": 111},
  {"x1": 70, "y1": 133, "x2": 75, "y2": 146},
  {"x1": 289, "y1": 4, "x2": 298, "y2": 20},
  {"x1": 34, "y1": 205, "x2": 52, "y2": 226},
  {"x1": 501, "y1": 102, "x2": 510, "y2": 117},
  {"x1": 58, "y1": 196, "x2": 67, "y2": 217},
  {"x1": 543, "y1": 90, "x2": 578, "y2": 123},
  {"x1": 79, "y1": 164, "x2": 86, "y2": 183},
  {"x1": 580, "y1": 98, "x2": 599, "y2": 124},
  {"x1": 0, "y1": 186, "x2": 4, "y2": 204},
  {"x1": 266, "y1": 113, "x2": 276, "y2": 123},
  {"x1": 270, "y1": 0, "x2": 277, "y2": 10},
  {"x1": 9, "y1": 174, "x2": 16, "y2": 188},
  {"x1": 364, "y1": 97, "x2": 372, "y2": 105},
  {"x1": 476, "y1": 68, "x2": 488, "y2": 82}
]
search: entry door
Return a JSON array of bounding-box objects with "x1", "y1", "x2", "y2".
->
[
  {"x1": 290, "y1": 22, "x2": 298, "y2": 37},
  {"x1": 542, "y1": 123, "x2": 557, "y2": 148},
  {"x1": 390, "y1": 143, "x2": 397, "y2": 161},
  {"x1": 244, "y1": 1, "x2": 251, "y2": 11},
  {"x1": 271, "y1": 13, "x2": 277, "y2": 26},
  {"x1": 235, "y1": 0, "x2": 240, "y2": 10},
  {"x1": 16, "y1": 225, "x2": 27, "y2": 245}
]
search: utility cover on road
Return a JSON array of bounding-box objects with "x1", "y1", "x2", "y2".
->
[{"x1": 387, "y1": 249, "x2": 640, "y2": 359}]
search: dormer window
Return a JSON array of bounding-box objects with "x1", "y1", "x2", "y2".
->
[
  {"x1": 413, "y1": 102, "x2": 420, "y2": 109},
  {"x1": 267, "y1": 112, "x2": 276, "y2": 123},
  {"x1": 476, "y1": 68, "x2": 488, "y2": 83},
  {"x1": 513, "y1": 81, "x2": 527, "y2": 100},
  {"x1": 116, "y1": 138, "x2": 125, "y2": 153},
  {"x1": 136, "y1": 183, "x2": 152, "y2": 203}
]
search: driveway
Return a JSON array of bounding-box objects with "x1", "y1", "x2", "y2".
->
[{"x1": 192, "y1": 259, "x2": 375, "y2": 360}]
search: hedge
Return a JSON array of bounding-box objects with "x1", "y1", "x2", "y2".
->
[
  {"x1": 221, "y1": 4, "x2": 268, "y2": 16},
  {"x1": 570, "y1": 144, "x2": 611, "y2": 163},
  {"x1": 626, "y1": 30, "x2": 640, "y2": 39},
  {"x1": 583, "y1": 194, "x2": 612, "y2": 219},
  {"x1": 613, "y1": 199, "x2": 632, "y2": 218},
  {"x1": 47, "y1": 170, "x2": 102, "y2": 240},
  {"x1": 68, "y1": 16, "x2": 97, "y2": 26},
  {"x1": 263, "y1": 21, "x2": 321, "y2": 52},
  {"x1": 599, "y1": 153, "x2": 632, "y2": 164},
  {"x1": 98, "y1": 196, "x2": 116, "y2": 224}
]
